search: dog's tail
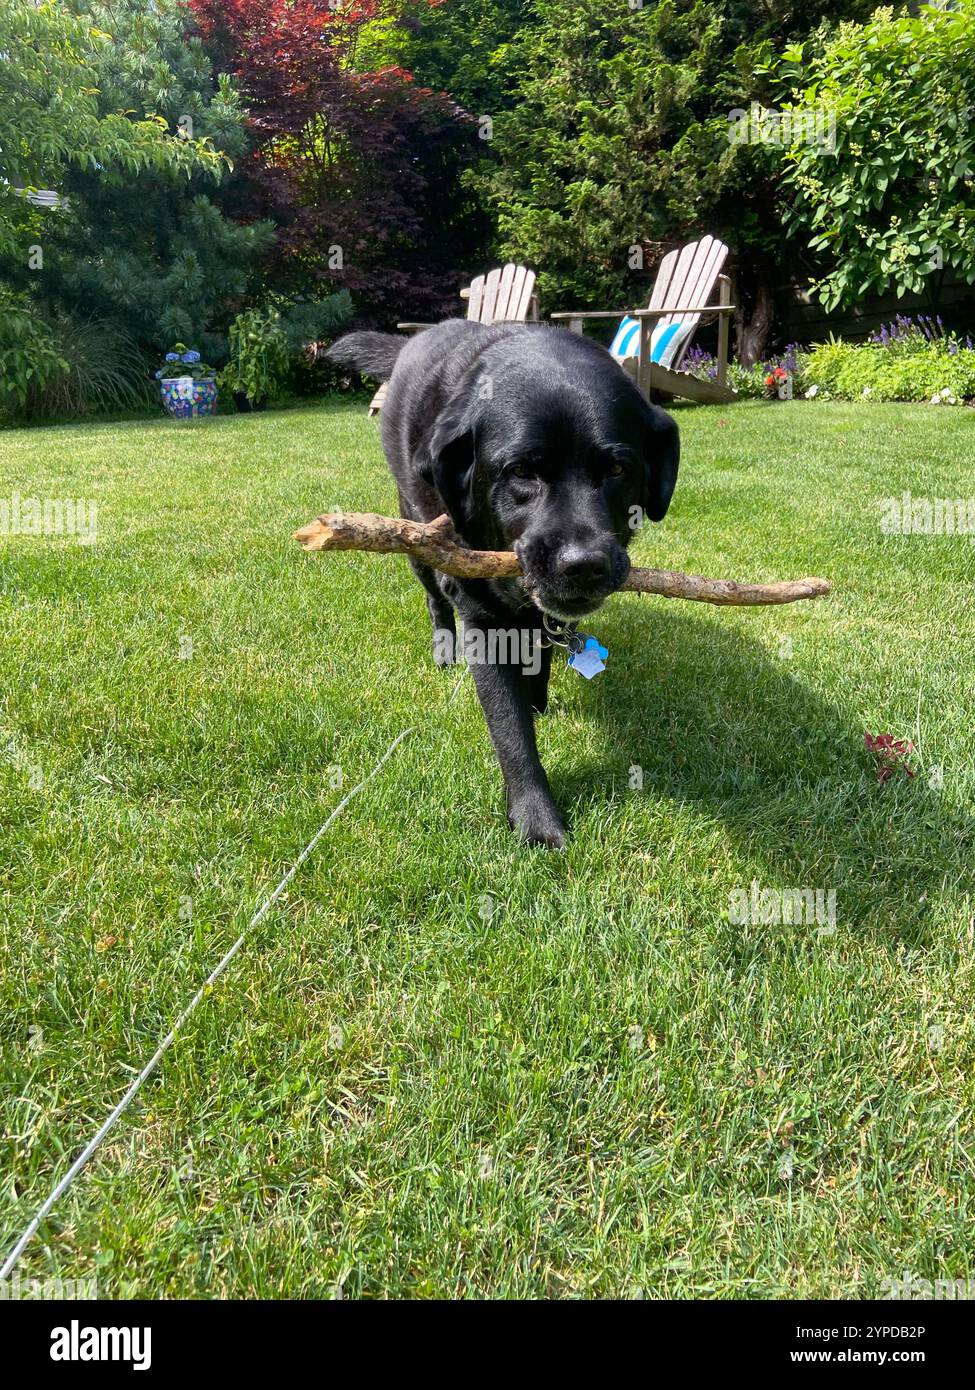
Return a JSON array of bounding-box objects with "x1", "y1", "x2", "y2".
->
[{"x1": 326, "y1": 331, "x2": 406, "y2": 382}]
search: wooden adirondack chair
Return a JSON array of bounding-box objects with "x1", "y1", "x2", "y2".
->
[
  {"x1": 551, "y1": 236, "x2": 737, "y2": 405},
  {"x1": 368, "y1": 264, "x2": 538, "y2": 415}
]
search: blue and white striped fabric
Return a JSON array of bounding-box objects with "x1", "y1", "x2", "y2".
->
[{"x1": 609, "y1": 316, "x2": 694, "y2": 370}]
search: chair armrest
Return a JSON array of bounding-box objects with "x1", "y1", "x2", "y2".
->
[
  {"x1": 629, "y1": 305, "x2": 737, "y2": 318},
  {"x1": 550, "y1": 310, "x2": 632, "y2": 321},
  {"x1": 395, "y1": 322, "x2": 435, "y2": 333}
]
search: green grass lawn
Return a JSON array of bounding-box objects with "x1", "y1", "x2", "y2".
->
[{"x1": 1, "y1": 398, "x2": 973, "y2": 1299}]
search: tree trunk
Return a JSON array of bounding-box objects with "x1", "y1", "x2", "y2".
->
[{"x1": 735, "y1": 264, "x2": 776, "y2": 367}]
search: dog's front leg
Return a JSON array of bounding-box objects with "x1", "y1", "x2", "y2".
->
[{"x1": 466, "y1": 635, "x2": 565, "y2": 848}]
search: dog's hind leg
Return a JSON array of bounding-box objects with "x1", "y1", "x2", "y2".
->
[{"x1": 408, "y1": 558, "x2": 458, "y2": 666}]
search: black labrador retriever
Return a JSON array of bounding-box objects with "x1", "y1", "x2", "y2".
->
[{"x1": 328, "y1": 321, "x2": 679, "y2": 847}]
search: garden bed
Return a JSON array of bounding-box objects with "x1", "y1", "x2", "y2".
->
[{"x1": 688, "y1": 315, "x2": 975, "y2": 404}]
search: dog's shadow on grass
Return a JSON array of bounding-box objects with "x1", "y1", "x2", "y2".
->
[{"x1": 549, "y1": 604, "x2": 972, "y2": 940}]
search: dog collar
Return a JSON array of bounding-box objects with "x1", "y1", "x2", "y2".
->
[
  {"x1": 539, "y1": 615, "x2": 608, "y2": 679},
  {"x1": 539, "y1": 614, "x2": 583, "y2": 651}
]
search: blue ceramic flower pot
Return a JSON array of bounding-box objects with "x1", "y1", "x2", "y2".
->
[{"x1": 160, "y1": 376, "x2": 218, "y2": 419}]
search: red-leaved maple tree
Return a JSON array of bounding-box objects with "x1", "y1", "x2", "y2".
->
[{"x1": 188, "y1": 0, "x2": 486, "y2": 320}]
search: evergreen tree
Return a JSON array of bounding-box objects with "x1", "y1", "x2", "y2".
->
[
  {"x1": 477, "y1": 0, "x2": 877, "y2": 360},
  {"x1": 0, "y1": 0, "x2": 229, "y2": 408},
  {"x1": 33, "y1": 1, "x2": 275, "y2": 358}
]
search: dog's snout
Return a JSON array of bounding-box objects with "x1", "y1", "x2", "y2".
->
[{"x1": 554, "y1": 543, "x2": 612, "y2": 583}]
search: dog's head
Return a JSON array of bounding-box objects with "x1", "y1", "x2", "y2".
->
[{"x1": 418, "y1": 334, "x2": 679, "y2": 620}]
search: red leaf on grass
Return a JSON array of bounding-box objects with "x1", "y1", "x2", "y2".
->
[{"x1": 864, "y1": 731, "x2": 916, "y2": 783}]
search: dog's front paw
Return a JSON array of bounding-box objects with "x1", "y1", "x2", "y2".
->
[{"x1": 508, "y1": 793, "x2": 566, "y2": 849}]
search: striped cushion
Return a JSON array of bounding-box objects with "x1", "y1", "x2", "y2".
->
[{"x1": 609, "y1": 317, "x2": 694, "y2": 370}]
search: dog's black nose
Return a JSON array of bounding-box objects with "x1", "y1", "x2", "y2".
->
[{"x1": 554, "y1": 544, "x2": 612, "y2": 582}]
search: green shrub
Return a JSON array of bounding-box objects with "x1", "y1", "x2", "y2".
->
[
  {"x1": 277, "y1": 291, "x2": 354, "y2": 358},
  {"x1": 155, "y1": 342, "x2": 218, "y2": 381},
  {"x1": 276, "y1": 291, "x2": 359, "y2": 397},
  {"x1": 1, "y1": 297, "x2": 153, "y2": 422},
  {"x1": 775, "y1": 0, "x2": 975, "y2": 313},
  {"x1": 27, "y1": 316, "x2": 152, "y2": 418},
  {"x1": 805, "y1": 324, "x2": 975, "y2": 403},
  {"x1": 220, "y1": 308, "x2": 290, "y2": 408},
  {"x1": 0, "y1": 292, "x2": 69, "y2": 414},
  {"x1": 685, "y1": 344, "x2": 811, "y2": 399},
  {"x1": 686, "y1": 318, "x2": 975, "y2": 405}
]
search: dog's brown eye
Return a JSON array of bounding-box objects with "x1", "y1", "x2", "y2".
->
[
  {"x1": 607, "y1": 462, "x2": 625, "y2": 478},
  {"x1": 511, "y1": 463, "x2": 534, "y2": 479}
]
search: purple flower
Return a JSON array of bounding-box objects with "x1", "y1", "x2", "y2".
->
[
  {"x1": 165, "y1": 352, "x2": 179, "y2": 361},
  {"x1": 182, "y1": 350, "x2": 201, "y2": 364},
  {"x1": 783, "y1": 342, "x2": 801, "y2": 373},
  {"x1": 684, "y1": 345, "x2": 714, "y2": 369}
]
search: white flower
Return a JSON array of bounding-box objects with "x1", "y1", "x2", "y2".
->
[
  {"x1": 805, "y1": 385, "x2": 819, "y2": 398},
  {"x1": 861, "y1": 386, "x2": 872, "y2": 397},
  {"x1": 930, "y1": 394, "x2": 942, "y2": 405}
]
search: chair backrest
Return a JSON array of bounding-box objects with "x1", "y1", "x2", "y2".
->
[
  {"x1": 465, "y1": 264, "x2": 537, "y2": 324},
  {"x1": 646, "y1": 236, "x2": 729, "y2": 365},
  {"x1": 609, "y1": 316, "x2": 696, "y2": 370}
]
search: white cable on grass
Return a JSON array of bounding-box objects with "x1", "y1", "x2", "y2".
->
[{"x1": 0, "y1": 699, "x2": 454, "y2": 1280}]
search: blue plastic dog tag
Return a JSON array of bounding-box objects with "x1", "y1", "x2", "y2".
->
[{"x1": 568, "y1": 636, "x2": 608, "y2": 679}]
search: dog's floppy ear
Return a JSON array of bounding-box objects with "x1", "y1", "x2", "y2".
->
[
  {"x1": 418, "y1": 396, "x2": 477, "y2": 531},
  {"x1": 641, "y1": 404, "x2": 680, "y2": 522}
]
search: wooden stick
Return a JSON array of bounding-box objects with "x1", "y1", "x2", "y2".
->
[{"x1": 294, "y1": 511, "x2": 831, "y2": 607}]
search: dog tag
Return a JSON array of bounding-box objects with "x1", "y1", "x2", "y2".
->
[{"x1": 568, "y1": 635, "x2": 608, "y2": 679}]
